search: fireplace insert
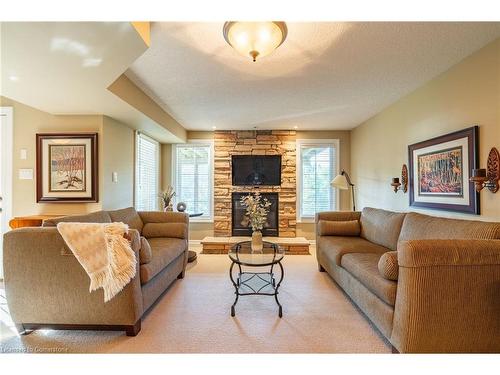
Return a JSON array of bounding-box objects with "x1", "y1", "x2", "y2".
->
[{"x1": 232, "y1": 192, "x2": 279, "y2": 236}]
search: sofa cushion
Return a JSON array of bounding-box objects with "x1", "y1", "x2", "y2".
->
[
  {"x1": 139, "y1": 237, "x2": 153, "y2": 265},
  {"x1": 316, "y1": 211, "x2": 361, "y2": 222},
  {"x1": 108, "y1": 207, "x2": 144, "y2": 233},
  {"x1": 138, "y1": 211, "x2": 189, "y2": 224},
  {"x1": 399, "y1": 212, "x2": 500, "y2": 242},
  {"x1": 139, "y1": 238, "x2": 186, "y2": 284},
  {"x1": 142, "y1": 222, "x2": 188, "y2": 239},
  {"x1": 378, "y1": 251, "x2": 399, "y2": 281},
  {"x1": 318, "y1": 220, "x2": 360, "y2": 237},
  {"x1": 318, "y1": 236, "x2": 390, "y2": 266},
  {"x1": 42, "y1": 211, "x2": 112, "y2": 226},
  {"x1": 360, "y1": 207, "x2": 406, "y2": 251},
  {"x1": 341, "y1": 253, "x2": 397, "y2": 306}
]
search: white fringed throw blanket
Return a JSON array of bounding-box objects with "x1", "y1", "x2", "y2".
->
[{"x1": 57, "y1": 222, "x2": 136, "y2": 302}]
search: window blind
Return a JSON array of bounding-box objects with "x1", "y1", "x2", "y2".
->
[
  {"x1": 174, "y1": 143, "x2": 212, "y2": 220},
  {"x1": 299, "y1": 142, "x2": 337, "y2": 219},
  {"x1": 135, "y1": 133, "x2": 159, "y2": 211}
]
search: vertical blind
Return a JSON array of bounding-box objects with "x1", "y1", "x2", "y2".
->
[
  {"x1": 174, "y1": 143, "x2": 212, "y2": 219},
  {"x1": 135, "y1": 133, "x2": 159, "y2": 211},
  {"x1": 299, "y1": 143, "x2": 337, "y2": 218}
]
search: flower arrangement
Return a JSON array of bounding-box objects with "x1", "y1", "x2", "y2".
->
[
  {"x1": 160, "y1": 186, "x2": 176, "y2": 211},
  {"x1": 240, "y1": 192, "x2": 272, "y2": 232}
]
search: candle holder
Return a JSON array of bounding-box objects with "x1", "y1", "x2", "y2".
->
[
  {"x1": 469, "y1": 147, "x2": 499, "y2": 193},
  {"x1": 391, "y1": 164, "x2": 408, "y2": 193}
]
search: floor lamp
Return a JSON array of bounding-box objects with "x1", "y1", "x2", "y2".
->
[{"x1": 331, "y1": 169, "x2": 356, "y2": 211}]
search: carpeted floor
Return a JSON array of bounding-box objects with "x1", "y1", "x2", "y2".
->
[{"x1": 0, "y1": 246, "x2": 391, "y2": 353}]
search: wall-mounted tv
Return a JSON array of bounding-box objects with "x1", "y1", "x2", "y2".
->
[{"x1": 231, "y1": 155, "x2": 281, "y2": 186}]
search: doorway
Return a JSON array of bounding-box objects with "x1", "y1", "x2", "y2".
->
[{"x1": 0, "y1": 107, "x2": 13, "y2": 280}]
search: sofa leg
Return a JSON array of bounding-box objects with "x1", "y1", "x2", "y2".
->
[
  {"x1": 177, "y1": 270, "x2": 185, "y2": 279},
  {"x1": 16, "y1": 324, "x2": 32, "y2": 335},
  {"x1": 391, "y1": 345, "x2": 399, "y2": 354},
  {"x1": 318, "y1": 264, "x2": 325, "y2": 272},
  {"x1": 126, "y1": 320, "x2": 141, "y2": 337}
]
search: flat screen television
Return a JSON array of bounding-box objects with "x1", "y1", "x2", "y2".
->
[{"x1": 231, "y1": 155, "x2": 281, "y2": 186}]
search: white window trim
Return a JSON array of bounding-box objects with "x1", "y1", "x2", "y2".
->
[
  {"x1": 171, "y1": 139, "x2": 214, "y2": 223},
  {"x1": 296, "y1": 139, "x2": 340, "y2": 223},
  {"x1": 134, "y1": 131, "x2": 160, "y2": 211}
]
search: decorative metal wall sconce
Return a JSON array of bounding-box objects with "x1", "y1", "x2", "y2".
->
[
  {"x1": 391, "y1": 164, "x2": 408, "y2": 193},
  {"x1": 470, "y1": 147, "x2": 499, "y2": 193}
]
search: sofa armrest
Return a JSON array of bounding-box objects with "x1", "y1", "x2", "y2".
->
[
  {"x1": 391, "y1": 239, "x2": 500, "y2": 353},
  {"x1": 138, "y1": 211, "x2": 189, "y2": 225},
  {"x1": 3, "y1": 227, "x2": 143, "y2": 327},
  {"x1": 398, "y1": 239, "x2": 500, "y2": 267}
]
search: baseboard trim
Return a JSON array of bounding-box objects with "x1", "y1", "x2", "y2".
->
[{"x1": 17, "y1": 321, "x2": 141, "y2": 336}]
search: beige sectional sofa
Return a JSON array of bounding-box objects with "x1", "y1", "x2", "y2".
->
[
  {"x1": 3, "y1": 207, "x2": 189, "y2": 336},
  {"x1": 316, "y1": 207, "x2": 500, "y2": 353}
]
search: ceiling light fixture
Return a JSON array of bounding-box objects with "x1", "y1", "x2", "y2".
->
[{"x1": 223, "y1": 21, "x2": 288, "y2": 62}]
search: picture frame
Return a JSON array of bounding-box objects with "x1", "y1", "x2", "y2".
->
[
  {"x1": 36, "y1": 133, "x2": 98, "y2": 202},
  {"x1": 408, "y1": 126, "x2": 479, "y2": 214}
]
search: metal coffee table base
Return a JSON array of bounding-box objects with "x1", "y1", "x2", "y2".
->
[{"x1": 229, "y1": 261, "x2": 284, "y2": 318}]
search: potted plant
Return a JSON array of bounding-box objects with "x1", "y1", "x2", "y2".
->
[
  {"x1": 240, "y1": 192, "x2": 271, "y2": 252},
  {"x1": 160, "y1": 186, "x2": 176, "y2": 212}
]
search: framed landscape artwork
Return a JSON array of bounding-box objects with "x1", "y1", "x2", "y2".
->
[
  {"x1": 408, "y1": 126, "x2": 479, "y2": 214},
  {"x1": 36, "y1": 133, "x2": 98, "y2": 202}
]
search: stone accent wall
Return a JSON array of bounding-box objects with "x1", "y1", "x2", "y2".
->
[{"x1": 214, "y1": 130, "x2": 297, "y2": 237}]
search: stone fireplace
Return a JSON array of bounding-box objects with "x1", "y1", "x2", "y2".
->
[
  {"x1": 231, "y1": 192, "x2": 279, "y2": 236},
  {"x1": 213, "y1": 130, "x2": 297, "y2": 237}
]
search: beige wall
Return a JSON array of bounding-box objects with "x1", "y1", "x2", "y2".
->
[
  {"x1": 1, "y1": 96, "x2": 136, "y2": 217},
  {"x1": 351, "y1": 38, "x2": 500, "y2": 221},
  {"x1": 161, "y1": 143, "x2": 172, "y2": 189},
  {"x1": 101, "y1": 116, "x2": 135, "y2": 210}
]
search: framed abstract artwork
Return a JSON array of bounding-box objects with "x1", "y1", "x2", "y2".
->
[
  {"x1": 408, "y1": 126, "x2": 479, "y2": 214},
  {"x1": 36, "y1": 133, "x2": 98, "y2": 202}
]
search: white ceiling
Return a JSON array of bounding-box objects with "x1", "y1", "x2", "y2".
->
[
  {"x1": 127, "y1": 22, "x2": 500, "y2": 131},
  {"x1": 0, "y1": 22, "x2": 184, "y2": 142}
]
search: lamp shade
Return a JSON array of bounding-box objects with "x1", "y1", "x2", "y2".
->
[{"x1": 331, "y1": 174, "x2": 349, "y2": 190}]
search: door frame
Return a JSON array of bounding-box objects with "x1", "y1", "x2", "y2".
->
[{"x1": 1, "y1": 106, "x2": 13, "y2": 280}]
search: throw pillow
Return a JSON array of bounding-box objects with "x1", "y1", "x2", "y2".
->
[
  {"x1": 318, "y1": 220, "x2": 361, "y2": 236},
  {"x1": 142, "y1": 222, "x2": 187, "y2": 239},
  {"x1": 378, "y1": 251, "x2": 399, "y2": 281},
  {"x1": 139, "y1": 237, "x2": 152, "y2": 265}
]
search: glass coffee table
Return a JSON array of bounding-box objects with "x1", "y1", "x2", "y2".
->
[{"x1": 228, "y1": 241, "x2": 285, "y2": 318}]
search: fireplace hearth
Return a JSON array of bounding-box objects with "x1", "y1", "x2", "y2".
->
[{"x1": 232, "y1": 192, "x2": 279, "y2": 236}]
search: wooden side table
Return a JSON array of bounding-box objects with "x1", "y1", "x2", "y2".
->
[{"x1": 9, "y1": 215, "x2": 63, "y2": 229}]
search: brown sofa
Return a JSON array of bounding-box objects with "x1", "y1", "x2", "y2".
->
[
  {"x1": 316, "y1": 207, "x2": 500, "y2": 353},
  {"x1": 3, "y1": 207, "x2": 189, "y2": 336}
]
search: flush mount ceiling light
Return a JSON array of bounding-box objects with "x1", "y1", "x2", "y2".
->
[{"x1": 223, "y1": 21, "x2": 288, "y2": 62}]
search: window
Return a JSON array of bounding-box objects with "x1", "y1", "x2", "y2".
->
[
  {"x1": 135, "y1": 132, "x2": 159, "y2": 211},
  {"x1": 173, "y1": 141, "x2": 213, "y2": 221},
  {"x1": 297, "y1": 139, "x2": 339, "y2": 221}
]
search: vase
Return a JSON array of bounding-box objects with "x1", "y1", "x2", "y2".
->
[
  {"x1": 164, "y1": 203, "x2": 173, "y2": 212},
  {"x1": 251, "y1": 230, "x2": 263, "y2": 253}
]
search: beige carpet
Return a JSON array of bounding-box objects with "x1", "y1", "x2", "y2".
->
[{"x1": 0, "y1": 247, "x2": 391, "y2": 353}]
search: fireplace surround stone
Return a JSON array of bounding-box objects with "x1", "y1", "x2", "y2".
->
[{"x1": 213, "y1": 130, "x2": 297, "y2": 237}]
